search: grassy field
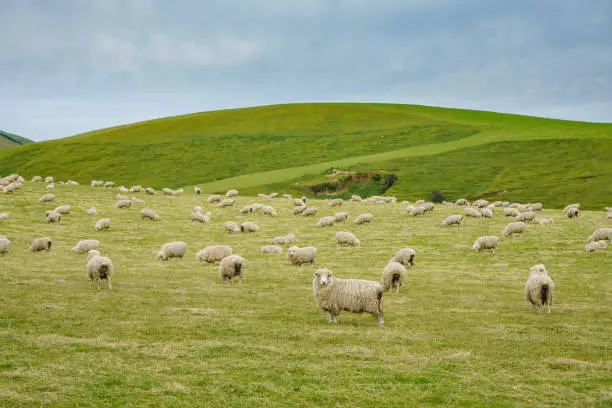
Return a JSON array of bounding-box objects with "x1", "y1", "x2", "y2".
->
[
  {"x1": 0, "y1": 103, "x2": 611, "y2": 207},
  {"x1": 1, "y1": 183, "x2": 611, "y2": 407},
  {"x1": 0, "y1": 130, "x2": 33, "y2": 151}
]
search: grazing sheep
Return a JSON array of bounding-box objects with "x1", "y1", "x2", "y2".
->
[
  {"x1": 381, "y1": 262, "x2": 407, "y2": 293},
  {"x1": 119, "y1": 186, "x2": 129, "y2": 193},
  {"x1": 131, "y1": 197, "x2": 145, "y2": 205},
  {"x1": 390, "y1": 248, "x2": 416, "y2": 268},
  {"x1": 563, "y1": 203, "x2": 580, "y2": 212},
  {"x1": 455, "y1": 198, "x2": 469, "y2": 206},
  {"x1": 226, "y1": 189, "x2": 239, "y2": 198},
  {"x1": 566, "y1": 207, "x2": 579, "y2": 218},
  {"x1": 0, "y1": 236, "x2": 10, "y2": 255},
  {"x1": 116, "y1": 199, "x2": 132, "y2": 209},
  {"x1": 31, "y1": 176, "x2": 42, "y2": 182},
  {"x1": 351, "y1": 195, "x2": 363, "y2": 202},
  {"x1": 336, "y1": 231, "x2": 360, "y2": 247},
  {"x1": 39, "y1": 193, "x2": 55, "y2": 203},
  {"x1": 54, "y1": 205, "x2": 71, "y2": 215},
  {"x1": 208, "y1": 195, "x2": 221, "y2": 203},
  {"x1": 585, "y1": 240, "x2": 607, "y2": 252},
  {"x1": 44, "y1": 176, "x2": 54, "y2": 184},
  {"x1": 261, "y1": 245, "x2": 283, "y2": 254},
  {"x1": 116, "y1": 194, "x2": 129, "y2": 201},
  {"x1": 162, "y1": 188, "x2": 176, "y2": 196},
  {"x1": 191, "y1": 211, "x2": 211, "y2": 223},
  {"x1": 408, "y1": 206, "x2": 425, "y2": 216},
  {"x1": 473, "y1": 199, "x2": 489, "y2": 208},
  {"x1": 129, "y1": 186, "x2": 142, "y2": 193},
  {"x1": 194, "y1": 186, "x2": 201, "y2": 195},
  {"x1": 479, "y1": 208, "x2": 493, "y2": 218},
  {"x1": 354, "y1": 213, "x2": 373, "y2": 224},
  {"x1": 87, "y1": 207, "x2": 97, "y2": 216},
  {"x1": 86, "y1": 250, "x2": 114, "y2": 290},
  {"x1": 145, "y1": 187, "x2": 156, "y2": 195},
  {"x1": 195, "y1": 245, "x2": 232, "y2": 263},
  {"x1": 295, "y1": 199, "x2": 306, "y2": 207},
  {"x1": 262, "y1": 205, "x2": 277, "y2": 217},
  {"x1": 46, "y1": 183, "x2": 55, "y2": 189},
  {"x1": 441, "y1": 215, "x2": 463, "y2": 226},
  {"x1": 140, "y1": 208, "x2": 160, "y2": 220},
  {"x1": 95, "y1": 218, "x2": 111, "y2": 231},
  {"x1": 218, "y1": 199, "x2": 234, "y2": 208},
  {"x1": 472, "y1": 236, "x2": 499, "y2": 253},
  {"x1": 219, "y1": 254, "x2": 245, "y2": 282},
  {"x1": 334, "y1": 212, "x2": 349, "y2": 223},
  {"x1": 273, "y1": 233, "x2": 295, "y2": 245},
  {"x1": 91, "y1": 180, "x2": 105, "y2": 187},
  {"x1": 502, "y1": 222, "x2": 527, "y2": 238},
  {"x1": 224, "y1": 221, "x2": 240, "y2": 234},
  {"x1": 45, "y1": 210, "x2": 62, "y2": 224},
  {"x1": 287, "y1": 246, "x2": 317, "y2": 265},
  {"x1": 269, "y1": 192, "x2": 279, "y2": 198},
  {"x1": 464, "y1": 207, "x2": 482, "y2": 218},
  {"x1": 534, "y1": 218, "x2": 554, "y2": 225},
  {"x1": 515, "y1": 211, "x2": 537, "y2": 222},
  {"x1": 0, "y1": 212, "x2": 9, "y2": 220},
  {"x1": 241, "y1": 205, "x2": 255, "y2": 214},
  {"x1": 240, "y1": 221, "x2": 259, "y2": 233},
  {"x1": 102, "y1": 181, "x2": 114, "y2": 188},
  {"x1": 587, "y1": 228, "x2": 612, "y2": 243},
  {"x1": 529, "y1": 203, "x2": 543, "y2": 212},
  {"x1": 302, "y1": 207, "x2": 317, "y2": 216},
  {"x1": 30, "y1": 237, "x2": 52, "y2": 252},
  {"x1": 504, "y1": 208, "x2": 520, "y2": 217},
  {"x1": 316, "y1": 216, "x2": 335, "y2": 228},
  {"x1": 312, "y1": 268, "x2": 384, "y2": 326},
  {"x1": 329, "y1": 198, "x2": 344, "y2": 207},
  {"x1": 71, "y1": 239, "x2": 100, "y2": 254},
  {"x1": 156, "y1": 241, "x2": 187, "y2": 261},
  {"x1": 292, "y1": 206, "x2": 307, "y2": 215},
  {"x1": 422, "y1": 202, "x2": 435, "y2": 212},
  {"x1": 525, "y1": 264, "x2": 554, "y2": 313}
]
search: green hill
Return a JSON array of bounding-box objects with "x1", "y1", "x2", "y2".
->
[
  {"x1": 0, "y1": 130, "x2": 34, "y2": 150},
  {"x1": 0, "y1": 103, "x2": 610, "y2": 207}
]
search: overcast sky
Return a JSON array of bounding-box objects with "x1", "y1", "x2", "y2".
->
[{"x1": 1, "y1": 0, "x2": 611, "y2": 141}]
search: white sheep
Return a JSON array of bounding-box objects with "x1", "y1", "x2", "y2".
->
[
  {"x1": 390, "y1": 248, "x2": 416, "y2": 268},
  {"x1": 39, "y1": 193, "x2": 55, "y2": 203},
  {"x1": 455, "y1": 198, "x2": 469, "y2": 206},
  {"x1": 87, "y1": 207, "x2": 97, "y2": 216},
  {"x1": 262, "y1": 205, "x2": 277, "y2": 216},
  {"x1": 145, "y1": 187, "x2": 156, "y2": 195},
  {"x1": 334, "y1": 212, "x2": 349, "y2": 223},
  {"x1": 46, "y1": 183, "x2": 55, "y2": 190},
  {"x1": 354, "y1": 213, "x2": 373, "y2": 224},
  {"x1": 292, "y1": 206, "x2": 307, "y2": 215},
  {"x1": 473, "y1": 199, "x2": 489, "y2": 208},
  {"x1": 53, "y1": 205, "x2": 71, "y2": 215},
  {"x1": 240, "y1": 221, "x2": 259, "y2": 233},
  {"x1": 140, "y1": 208, "x2": 160, "y2": 220},
  {"x1": 195, "y1": 245, "x2": 232, "y2": 263},
  {"x1": 131, "y1": 197, "x2": 145, "y2": 205},
  {"x1": 241, "y1": 205, "x2": 255, "y2": 214},
  {"x1": 529, "y1": 203, "x2": 543, "y2": 212},
  {"x1": 71, "y1": 239, "x2": 100, "y2": 254},
  {"x1": 515, "y1": 211, "x2": 537, "y2": 222},
  {"x1": 329, "y1": 198, "x2": 344, "y2": 207},
  {"x1": 191, "y1": 211, "x2": 211, "y2": 224},
  {"x1": 479, "y1": 208, "x2": 493, "y2": 218},
  {"x1": 525, "y1": 264, "x2": 554, "y2": 313},
  {"x1": 313, "y1": 268, "x2": 384, "y2": 326},
  {"x1": 351, "y1": 195, "x2": 363, "y2": 202},
  {"x1": 218, "y1": 199, "x2": 234, "y2": 208},
  {"x1": 295, "y1": 199, "x2": 306, "y2": 207},
  {"x1": 116, "y1": 194, "x2": 128, "y2": 201},
  {"x1": 407, "y1": 206, "x2": 425, "y2": 216},
  {"x1": 283, "y1": 194, "x2": 293, "y2": 199},
  {"x1": 45, "y1": 210, "x2": 62, "y2": 224},
  {"x1": 381, "y1": 262, "x2": 407, "y2": 293},
  {"x1": 0, "y1": 236, "x2": 10, "y2": 255},
  {"x1": 208, "y1": 195, "x2": 221, "y2": 203},
  {"x1": 463, "y1": 207, "x2": 482, "y2": 218},
  {"x1": 90, "y1": 180, "x2": 104, "y2": 187},
  {"x1": 129, "y1": 186, "x2": 142, "y2": 193},
  {"x1": 224, "y1": 221, "x2": 240, "y2": 234},
  {"x1": 585, "y1": 240, "x2": 607, "y2": 252},
  {"x1": 563, "y1": 203, "x2": 580, "y2": 212},
  {"x1": 86, "y1": 250, "x2": 114, "y2": 290},
  {"x1": 316, "y1": 216, "x2": 335, "y2": 228},
  {"x1": 30, "y1": 237, "x2": 52, "y2": 252},
  {"x1": 103, "y1": 181, "x2": 114, "y2": 188},
  {"x1": 31, "y1": 176, "x2": 42, "y2": 182},
  {"x1": 273, "y1": 233, "x2": 295, "y2": 245},
  {"x1": 302, "y1": 207, "x2": 318, "y2": 216},
  {"x1": 566, "y1": 207, "x2": 579, "y2": 218},
  {"x1": 260, "y1": 245, "x2": 283, "y2": 254},
  {"x1": 162, "y1": 188, "x2": 176, "y2": 196},
  {"x1": 226, "y1": 189, "x2": 239, "y2": 198},
  {"x1": 335, "y1": 231, "x2": 360, "y2": 247},
  {"x1": 472, "y1": 236, "x2": 499, "y2": 253},
  {"x1": 287, "y1": 246, "x2": 316, "y2": 265},
  {"x1": 95, "y1": 218, "x2": 111, "y2": 231},
  {"x1": 44, "y1": 176, "x2": 54, "y2": 184},
  {"x1": 587, "y1": 228, "x2": 612, "y2": 243},
  {"x1": 502, "y1": 222, "x2": 527, "y2": 238},
  {"x1": 504, "y1": 208, "x2": 520, "y2": 217},
  {"x1": 119, "y1": 186, "x2": 129, "y2": 193},
  {"x1": 0, "y1": 212, "x2": 9, "y2": 220},
  {"x1": 441, "y1": 215, "x2": 463, "y2": 226},
  {"x1": 219, "y1": 254, "x2": 245, "y2": 282},
  {"x1": 116, "y1": 199, "x2": 132, "y2": 209},
  {"x1": 156, "y1": 241, "x2": 187, "y2": 261},
  {"x1": 534, "y1": 218, "x2": 554, "y2": 225},
  {"x1": 194, "y1": 186, "x2": 201, "y2": 195}
]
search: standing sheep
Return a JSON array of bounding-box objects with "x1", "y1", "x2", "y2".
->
[
  {"x1": 39, "y1": 194, "x2": 55, "y2": 203},
  {"x1": 86, "y1": 250, "x2": 114, "y2": 290},
  {"x1": 71, "y1": 239, "x2": 100, "y2": 254},
  {"x1": 585, "y1": 240, "x2": 607, "y2": 252},
  {"x1": 354, "y1": 213, "x2": 373, "y2": 224},
  {"x1": 131, "y1": 197, "x2": 145, "y2": 205},
  {"x1": 312, "y1": 268, "x2": 384, "y2": 326},
  {"x1": 351, "y1": 195, "x2": 363, "y2": 202},
  {"x1": 390, "y1": 248, "x2": 416, "y2": 268},
  {"x1": 329, "y1": 198, "x2": 344, "y2": 207},
  {"x1": 525, "y1": 264, "x2": 554, "y2": 313},
  {"x1": 240, "y1": 221, "x2": 259, "y2": 233},
  {"x1": 504, "y1": 208, "x2": 520, "y2": 217},
  {"x1": 191, "y1": 211, "x2": 211, "y2": 223},
  {"x1": 287, "y1": 246, "x2": 317, "y2": 265},
  {"x1": 529, "y1": 203, "x2": 543, "y2": 212},
  {"x1": 208, "y1": 195, "x2": 221, "y2": 203},
  {"x1": 302, "y1": 207, "x2": 318, "y2": 216},
  {"x1": 224, "y1": 221, "x2": 240, "y2": 234},
  {"x1": 335, "y1": 231, "x2": 360, "y2": 247},
  {"x1": 45, "y1": 210, "x2": 62, "y2": 224},
  {"x1": 516, "y1": 211, "x2": 537, "y2": 222},
  {"x1": 441, "y1": 215, "x2": 463, "y2": 226},
  {"x1": 0, "y1": 236, "x2": 10, "y2": 255},
  {"x1": 218, "y1": 199, "x2": 234, "y2": 208},
  {"x1": 194, "y1": 186, "x2": 201, "y2": 195},
  {"x1": 30, "y1": 237, "x2": 52, "y2": 252},
  {"x1": 407, "y1": 206, "x2": 425, "y2": 216},
  {"x1": 104, "y1": 182, "x2": 114, "y2": 188},
  {"x1": 292, "y1": 206, "x2": 307, "y2": 215},
  {"x1": 502, "y1": 222, "x2": 527, "y2": 238},
  {"x1": 260, "y1": 245, "x2": 283, "y2": 254},
  {"x1": 95, "y1": 218, "x2": 111, "y2": 231},
  {"x1": 587, "y1": 228, "x2": 612, "y2": 243},
  {"x1": 534, "y1": 218, "x2": 554, "y2": 225},
  {"x1": 116, "y1": 199, "x2": 132, "y2": 209},
  {"x1": 140, "y1": 208, "x2": 160, "y2": 220},
  {"x1": 54, "y1": 205, "x2": 71, "y2": 215},
  {"x1": 31, "y1": 176, "x2": 42, "y2": 182},
  {"x1": 156, "y1": 242, "x2": 187, "y2": 261},
  {"x1": 226, "y1": 189, "x2": 239, "y2": 198},
  {"x1": 262, "y1": 205, "x2": 277, "y2": 217},
  {"x1": 0, "y1": 213, "x2": 8, "y2": 220},
  {"x1": 195, "y1": 245, "x2": 232, "y2": 263},
  {"x1": 334, "y1": 212, "x2": 349, "y2": 223},
  {"x1": 316, "y1": 216, "x2": 335, "y2": 228},
  {"x1": 472, "y1": 236, "x2": 499, "y2": 253},
  {"x1": 219, "y1": 255, "x2": 245, "y2": 282},
  {"x1": 44, "y1": 176, "x2": 54, "y2": 184},
  {"x1": 464, "y1": 208, "x2": 482, "y2": 218},
  {"x1": 455, "y1": 198, "x2": 469, "y2": 206},
  {"x1": 381, "y1": 262, "x2": 407, "y2": 293},
  {"x1": 566, "y1": 207, "x2": 579, "y2": 218},
  {"x1": 563, "y1": 203, "x2": 580, "y2": 212},
  {"x1": 145, "y1": 187, "x2": 156, "y2": 195}
]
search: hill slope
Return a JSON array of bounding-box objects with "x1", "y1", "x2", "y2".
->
[
  {"x1": 0, "y1": 103, "x2": 610, "y2": 207},
  {"x1": 0, "y1": 130, "x2": 34, "y2": 150}
]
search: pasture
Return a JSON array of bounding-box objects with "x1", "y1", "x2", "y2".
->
[{"x1": 1, "y1": 182, "x2": 611, "y2": 407}]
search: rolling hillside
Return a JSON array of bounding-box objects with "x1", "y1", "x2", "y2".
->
[
  {"x1": 0, "y1": 103, "x2": 610, "y2": 207},
  {"x1": 0, "y1": 130, "x2": 33, "y2": 150}
]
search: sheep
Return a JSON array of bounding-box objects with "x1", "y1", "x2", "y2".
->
[
  {"x1": 86, "y1": 250, "x2": 114, "y2": 290},
  {"x1": 156, "y1": 241, "x2": 187, "y2": 261},
  {"x1": 162, "y1": 188, "x2": 176, "y2": 196},
  {"x1": 329, "y1": 198, "x2": 344, "y2": 207},
  {"x1": 534, "y1": 218, "x2": 554, "y2": 225},
  {"x1": 292, "y1": 206, "x2": 307, "y2": 215},
  {"x1": 390, "y1": 248, "x2": 416, "y2": 268},
  {"x1": 31, "y1": 176, "x2": 42, "y2": 182},
  {"x1": 241, "y1": 205, "x2": 255, "y2": 214},
  {"x1": 441, "y1": 214, "x2": 463, "y2": 226},
  {"x1": 563, "y1": 203, "x2": 580, "y2": 212},
  {"x1": 472, "y1": 236, "x2": 499, "y2": 253},
  {"x1": 240, "y1": 221, "x2": 259, "y2": 233},
  {"x1": 116, "y1": 194, "x2": 129, "y2": 201},
  {"x1": 529, "y1": 203, "x2": 543, "y2": 212},
  {"x1": 316, "y1": 216, "x2": 335, "y2": 228},
  {"x1": 208, "y1": 195, "x2": 221, "y2": 203},
  {"x1": 45, "y1": 210, "x2": 62, "y2": 224},
  {"x1": 504, "y1": 208, "x2": 520, "y2": 217},
  {"x1": 473, "y1": 199, "x2": 489, "y2": 208},
  {"x1": 195, "y1": 245, "x2": 232, "y2": 263},
  {"x1": 191, "y1": 211, "x2": 211, "y2": 223},
  {"x1": 194, "y1": 186, "x2": 201, "y2": 195},
  {"x1": 464, "y1": 207, "x2": 482, "y2": 218},
  {"x1": 585, "y1": 240, "x2": 607, "y2": 252},
  {"x1": 90, "y1": 180, "x2": 104, "y2": 187},
  {"x1": 140, "y1": 208, "x2": 160, "y2": 220},
  {"x1": 224, "y1": 221, "x2": 240, "y2": 234},
  {"x1": 608, "y1": 213, "x2": 612, "y2": 219},
  {"x1": 335, "y1": 231, "x2": 360, "y2": 247},
  {"x1": 479, "y1": 208, "x2": 493, "y2": 218},
  {"x1": 54, "y1": 205, "x2": 71, "y2": 215},
  {"x1": 46, "y1": 183, "x2": 55, "y2": 190},
  {"x1": 287, "y1": 246, "x2": 317, "y2": 265},
  {"x1": 273, "y1": 233, "x2": 295, "y2": 245},
  {"x1": 261, "y1": 245, "x2": 283, "y2": 254},
  {"x1": 129, "y1": 186, "x2": 142, "y2": 193},
  {"x1": 334, "y1": 212, "x2": 349, "y2": 223},
  {"x1": 605, "y1": 207, "x2": 612, "y2": 212},
  {"x1": 501, "y1": 201, "x2": 510, "y2": 207},
  {"x1": 502, "y1": 222, "x2": 527, "y2": 238},
  {"x1": 119, "y1": 186, "x2": 129, "y2": 193},
  {"x1": 269, "y1": 192, "x2": 279, "y2": 198},
  {"x1": 0, "y1": 236, "x2": 10, "y2": 255},
  {"x1": 381, "y1": 262, "x2": 407, "y2": 293},
  {"x1": 587, "y1": 228, "x2": 612, "y2": 243},
  {"x1": 44, "y1": 176, "x2": 54, "y2": 184},
  {"x1": 71, "y1": 239, "x2": 100, "y2": 254},
  {"x1": 351, "y1": 195, "x2": 363, "y2": 202},
  {"x1": 515, "y1": 211, "x2": 537, "y2": 222},
  {"x1": 354, "y1": 213, "x2": 373, "y2": 225},
  {"x1": 408, "y1": 206, "x2": 425, "y2": 216},
  {"x1": 422, "y1": 202, "x2": 435, "y2": 212},
  {"x1": 95, "y1": 218, "x2": 111, "y2": 231},
  {"x1": 302, "y1": 207, "x2": 317, "y2": 217},
  {"x1": 194, "y1": 205, "x2": 203, "y2": 213},
  {"x1": 455, "y1": 198, "x2": 469, "y2": 206},
  {"x1": 295, "y1": 199, "x2": 306, "y2": 207},
  {"x1": 2, "y1": 183, "x2": 18, "y2": 194},
  {"x1": 525, "y1": 264, "x2": 554, "y2": 313},
  {"x1": 226, "y1": 189, "x2": 239, "y2": 198},
  {"x1": 312, "y1": 268, "x2": 384, "y2": 326},
  {"x1": 131, "y1": 196, "x2": 145, "y2": 205},
  {"x1": 283, "y1": 194, "x2": 293, "y2": 199},
  {"x1": 87, "y1": 207, "x2": 97, "y2": 216},
  {"x1": 0, "y1": 212, "x2": 9, "y2": 220},
  {"x1": 30, "y1": 237, "x2": 52, "y2": 252},
  {"x1": 145, "y1": 187, "x2": 156, "y2": 195},
  {"x1": 262, "y1": 205, "x2": 277, "y2": 217},
  {"x1": 219, "y1": 254, "x2": 245, "y2": 282},
  {"x1": 491, "y1": 201, "x2": 503, "y2": 207},
  {"x1": 104, "y1": 182, "x2": 115, "y2": 188},
  {"x1": 218, "y1": 199, "x2": 234, "y2": 208},
  {"x1": 39, "y1": 193, "x2": 55, "y2": 203},
  {"x1": 116, "y1": 199, "x2": 132, "y2": 209},
  {"x1": 566, "y1": 207, "x2": 579, "y2": 218}
]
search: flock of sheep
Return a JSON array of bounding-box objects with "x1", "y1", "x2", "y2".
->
[{"x1": 1, "y1": 172, "x2": 611, "y2": 326}]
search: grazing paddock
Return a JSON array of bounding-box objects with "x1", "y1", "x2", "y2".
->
[{"x1": 0, "y1": 182, "x2": 611, "y2": 407}]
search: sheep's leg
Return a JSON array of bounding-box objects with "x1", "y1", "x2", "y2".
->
[
  {"x1": 328, "y1": 312, "x2": 338, "y2": 323},
  {"x1": 107, "y1": 277, "x2": 112, "y2": 290},
  {"x1": 90, "y1": 279, "x2": 94, "y2": 288},
  {"x1": 375, "y1": 314, "x2": 384, "y2": 327},
  {"x1": 97, "y1": 279, "x2": 101, "y2": 290}
]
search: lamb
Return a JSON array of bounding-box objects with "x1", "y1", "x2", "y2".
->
[
  {"x1": 31, "y1": 176, "x2": 42, "y2": 182},
  {"x1": 351, "y1": 195, "x2": 363, "y2": 202},
  {"x1": 502, "y1": 222, "x2": 527, "y2": 238},
  {"x1": 287, "y1": 246, "x2": 317, "y2": 265},
  {"x1": 191, "y1": 211, "x2": 211, "y2": 224},
  {"x1": 0, "y1": 212, "x2": 9, "y2": 220},
  {"x1": 195, "y1": 245, "x2": 232, "y2": 263},
  {"x1": 262, "y1": 205, "x2": 277, "y2": 216},
  {"x1": 273, "y1": 233, "x2": 295, "y2": 245},
  {"x1": 292, "y1": 206, "x2": 307, "y2": 215},
  {"x1": 207, "y1": 195, "x2": 221, "y2": 203},
  {"x1": 390, "y1": 248, "x2": 416, "y2": 267},
  {"x1": 104, "y1": 182, "x2": 115, "y2": 188},
  {"x1": 39, "y1": 193, "x2": 55, "y2": 203},
  {"x1": 529, "y1": 203, "x2": 543, "y2": 212},
  {"x1": 316, "y1": 216, "x2": 335, "y2": 228},
  {"x1": 566, "y1": 207, "x2": 579, "y2": 218},
  {"x1": 194, "y1": 186, "x2": 201, "y2": 195},
  {"x1": 515, "y1": 211, "x2": 537, "y2": 222},
  {"x1": 44, "y1": 176, "x2": 54, "y2": 184},
  {"x1": 0, "y1": 236, "x2": 10, "y2": 255},
  {"x1": 54, "y1": 205, "x2": 71, "y2": 215},
  {"x1": 30, "y1": 237, "x2": 52, "y2": 252},
  {"x1": 534, "y1": 218, "x2": 554, "y2": 225},
  {"x1": 71, "y1": 239, "x2": 100, "y2": 254},
  {"x1": 329, "y1": 198, "x2": 344, "y2": 207},
  {"x1": 218, "y1": 199, "x2": 234, "y2": 208},
  {"x1": 95, "y1": 218, "x2": 111, "y2": 231},
  {"x1": 455, "y1": 198, "x2": 469, "y2": 206},
  {"x1": 504, "y1": 208, "x2": 520, "y2": 217},
  {"x1": 524, "y1": 264, "x2": 554, "y2": 313},
  {"x1": 226, "y1": 189, "x2": 239, "y2": 198},
  {"x1": 464, "y1": 207, "x2": 482, "y2": 218},
  {"x1": 302, "y1": 207, "x2": 317, "y2": 216},
  {"x1": 587, "y1": 228, "x2": 612, "y2": 243},
  {"x1": 354, "y1": 213, "x2": 373, "y2": 224},
  {"x1": 381, "y1": 262, "x2": 407, "y2": 293},
  {"x1": 472, "y1": 236, "x2": 499, "y2": 253},
  {"x1": 585, "y1": 240, "x2": 607, "y2": 252},
  {"x1": 219, "y1": 254, "x2": 245, "y2": 282},
  {"x1": 140, "y1": 208, "x2": 160, "y2": 220},
  {"x1": 224, "y1": 221, "x2": 240, "y2": 234},
  {"x1": 240, "y1": 221, "x2": 259, "y2": 232},
  {"x1": 45, "y1": 210, "x2": 62, "y2": 224},
  {"x1": 334, "y1": 212, "x2": 349, "y2": 223},
  {"x1": 86, "y1": 250, "x2": 114, "y2": 290},
  {"x1": 312, "y1": 268, "x2": 384, "y2": 326},
  {"x1": 87, "y1": 207, "x2": 97, "y2": 216},
  {"x1": 336, "y1": 231, "x2": 360, "y2": 247},
  {"x1": 116, "y1": 199, "x2": 132, "y2": 209},
  {"x1": 261, "y1": 245, "x2": 283, "y2": 254},
  {"x1": 156, "y1": 241, "x2": 187, "y2": 261},
  {"x1": 90, "y1": 180, "x2": 104, "y2": 187},
  {"x1": 441, "y1": 215, "x2": 463, "y2": 226}
]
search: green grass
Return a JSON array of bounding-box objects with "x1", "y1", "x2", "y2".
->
[
  {"x1": 1, "y1": 183, "x2": 611, "y2": 407},
  {"x1": 0, "y1": 103, "x2": 611, "y2": 206},
  {"x1": 0, "y1": 130, "x2": 33, "y2": 151}
]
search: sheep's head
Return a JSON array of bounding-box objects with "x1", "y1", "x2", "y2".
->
[
  {"x1": 313, "y1": 268, "x2": 333, "y2": 286},
  {"x1": 87, "y1": 250, "x2": 101, "y2": 260},
  {"x1": 529, "y1": 264, "x2": 547, "y2": 276},
  {"x1": 472, "y1": 242, "x2": 479, "y2": 252},
  {"x1": 287, "y1": 246, "x2": 298, "y2": 258},
  {"x1": 354, "y1": 239, "x2": 361, "y2": 247},
  {"x1": 156, "y1": 251, "x2": 166, "y2": 261}
]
